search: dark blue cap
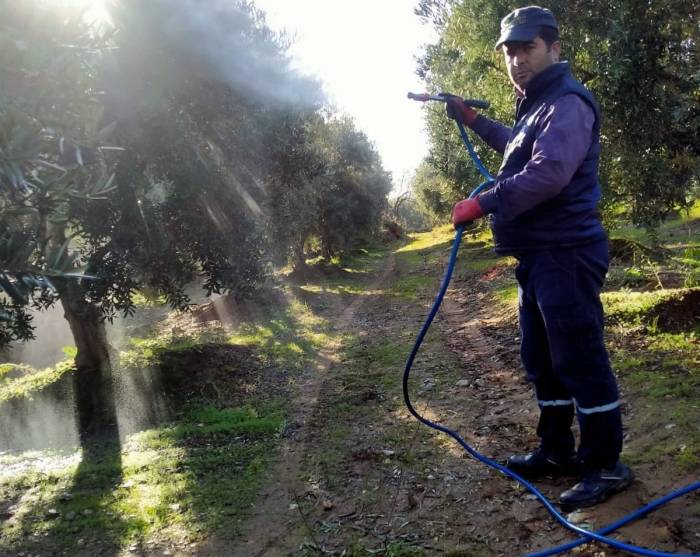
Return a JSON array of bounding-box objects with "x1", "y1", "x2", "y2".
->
[{"x1": 495, "y1": 5, "x2": 558, "y2": 48}]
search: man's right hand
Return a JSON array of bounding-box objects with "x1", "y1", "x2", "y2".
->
[
  {"x1": 452, "y1": 197, "x2": 484, "y2": 228},
  {"x1": 440, "y1": 93, "x2": 478, "y2": 126}
]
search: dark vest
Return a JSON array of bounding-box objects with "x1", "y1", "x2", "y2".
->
[{"x1": 490, "y1": 63, "x2": 607, "y2": 254}]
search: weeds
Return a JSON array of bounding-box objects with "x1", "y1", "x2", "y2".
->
[
  {"x1": 0, "y1": 360, "x2": 74, "y2": 404},
  {"x1": 0, "y1": 402, "x2": 284, "y2": 553},
  {"x1": 0, "y1": 280, "x2": 330, "y2": 553}
]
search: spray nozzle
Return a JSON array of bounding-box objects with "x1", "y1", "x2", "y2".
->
[{"x1": 407, "y1": 92, "x2": 490, "y2": 110}]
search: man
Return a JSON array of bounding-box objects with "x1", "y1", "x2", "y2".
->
[{"x1": 445, "y1": 5, "x2": 633, "y2": 511}]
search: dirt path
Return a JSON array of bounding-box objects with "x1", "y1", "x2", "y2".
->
[
  {"x1": 222, "y1": 254, "x2": 397, "y2": 557},
  {"x1": 220, "y1": 239, "x2": 700, "y2": 556}
]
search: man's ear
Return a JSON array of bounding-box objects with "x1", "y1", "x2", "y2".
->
[{"x1": 550, "y1": 40, "x2": 562, "y2": 62}]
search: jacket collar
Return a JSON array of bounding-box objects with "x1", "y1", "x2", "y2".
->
[
  {"x1": 524, "y1": 62, "x2": 570, "y2": 99},
  {"x1": 516, "y1": 62, "x2": 570, "y2": 120}
]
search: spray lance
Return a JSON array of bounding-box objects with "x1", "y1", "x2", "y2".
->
[{"x1": 404, "y1": 91, "x2": 700, "y2": 557}]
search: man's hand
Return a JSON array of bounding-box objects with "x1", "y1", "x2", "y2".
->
[
  {"x1": 452, "y1": 197, "x2": 484, "y2": 228},
  {"x1": 440, "y1": 93, "x2": 478, "y2": 126}
]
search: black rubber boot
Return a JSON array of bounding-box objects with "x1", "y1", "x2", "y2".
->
[
  {"x1": 559, "y1": 461, "x2": 634, "y2": 511},
  {"x1": 506, "y1": 448, "x2": 579, "y2": 479}
]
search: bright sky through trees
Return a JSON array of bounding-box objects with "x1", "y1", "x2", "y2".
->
[
  {"x1": 55, "y1": 0, "x2": 435, "y2": 193},
  {"x1": 50, "y1": 0, "x2": 110, "y2": 23},
  {"x1": 253, "y1": 0, "x2": 437, "y2": 193}
]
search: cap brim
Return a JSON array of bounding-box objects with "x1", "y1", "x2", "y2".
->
[{"x1": 494, "y1": 25, "x2": 540, "y2": 49}]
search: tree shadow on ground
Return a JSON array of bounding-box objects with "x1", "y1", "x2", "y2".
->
[{"x1": 0, "y1": 423, "x2": 127, "y2": 557}]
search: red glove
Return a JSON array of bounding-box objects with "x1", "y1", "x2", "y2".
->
[
  {"x1": 441, "y1": 93, "x2": 478, "y2": 126},
  {"x1": 452, "y1": 197, "x2": 484, "y2": 228}
]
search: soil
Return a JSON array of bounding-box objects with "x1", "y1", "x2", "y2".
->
[
  {"x1": 648, "y1": 289, "x2": 700, "y2": 333},
  {"x1": 608, "y1": 238, "x2": 668, "y2": 263},
  {"x1": 214, "y1": 249, "x2": 700, "y2": 556},
  {"x1": 201, "y1": 254, "x2": 399, "y2": 557}
]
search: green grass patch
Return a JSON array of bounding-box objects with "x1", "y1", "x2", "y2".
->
[
  {"x1": 608, "y1": 200, "x2": 700, "y2": 244},
  {"x1": 648, "y1": 331, "x2": 700, "y2": 355},
  {"x1": 395, "y1": 225, "x2": 455, "y2": 256},
  {"x1": 602, "y1": 289, "x2": 684, "y2": 322},
  {"x1": 138, "y1": 404, "x2": 284, "y2": 444},
  {"x1": 0, "y1": 361, "x2": 74, "y2": 404},
  {"x1": 389, "y1": 274, "x2": 435, "y2": 300},
  {"x1": 0, "y1": 285, "x2": 334, "y2": 553},
  {"x1": 606, "y1": 200, "x2": 700, "y2": 288},
  {"x1": 493, "y1": 283, "x2": 519, "y2": 307},
  {"x1": 457, "y1": 255, "x2": 501, "y2": 277},
  {"x1": 297, "y1": 283, "x2": 378, "y2": 297},
  {"x1": 331, "y1": 244, "x2": 390, "y2": 275},
  {"x1": 0, "y1": 402, "x2": 284, "y2": 553},
  {"x1": 624, "y1": 368, "x2": 700, "y2": 399},
  {"x1": 120, "y1": 325, "x2": 229, "y2": 368},
  {"x1": 131, "y1": 291, "x2": 167, "y2": 308},
  {"x1": 390, "y1": 226, "x2": 499, "y2": 298},
  {"x1": 343, "y1": 336, "x2": 412, "y2": 370},
  {"x1": 229, "y1": 297, "x2": 332, "y2": 369}
]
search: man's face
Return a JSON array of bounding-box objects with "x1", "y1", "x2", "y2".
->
[{"x1": 502, "y1": 37, "x2": 561, "y2": 94}]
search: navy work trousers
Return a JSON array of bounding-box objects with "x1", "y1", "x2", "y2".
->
[{"x1": 514, "y1": 239, "x2": 623, "y2": 472}]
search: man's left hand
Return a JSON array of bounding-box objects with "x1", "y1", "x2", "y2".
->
[
  {"x1": 452, "y1": 197, "x2": 484, "y2": 228},
  {"x1": 440, "y1": 93, "x2": 478, "y2": 127}
]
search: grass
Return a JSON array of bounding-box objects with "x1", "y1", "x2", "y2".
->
[
  {"x1": 601, "y1": 203, "x2": 700, "y2": 471},
  {"x1": 0, "y1": 402, "x2": 284, "y2": 553},
  {"x1": 0, "y1": 280, "x2": 337, "y2": 553},
  {"x1": 493, "y1": 282, "x2": 519, "y2": 307},
  {"x1": 131, "y1": 291, "x2": 167, "y2": 308},
  {"x1": 228, "y1": 297, "x2": 333, "y2": 368},
  {"x1": 0, "y1": 360, "x2": 74, "y2": 404},
  {"x1": 390, "y1": 225, "x2": 492, "y2": 299},
  {"x1": 648, "y1": 331, "x2": 700, "y2": 353},
  {"x1": 608, "y1": 201, "x2": 700, "y2": 244},
  {"x1": 120, "y1": 325, "x2": 229, "y2": 368},
  {"x1": 389, "y1": 274, "x2": 435, "y2": 301},
  {"x1": 603, "y1": 289, "x2": 684, "y2": 324},
  {"x1": 606, "y1": 201, "x2": 700, "y2": 288},
  {"x1": 395, "y1": 225, "x2": 455, "y2": 256}
]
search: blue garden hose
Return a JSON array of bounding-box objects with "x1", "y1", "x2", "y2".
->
[{"x1": 401, "y1": 110, "x2": 700, "y2": 556}]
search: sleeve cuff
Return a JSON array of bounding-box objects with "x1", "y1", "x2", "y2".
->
[
  {"x1": 469, "y1": 114, "x2": 491, "y2": 134},
  {"x1": 477, "y1": 188, "x2": 499, "y2": 214}
]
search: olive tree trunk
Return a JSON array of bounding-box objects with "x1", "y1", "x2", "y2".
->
[{"x1": 55, "y1": 278, "x2": 119, "y2": 443}]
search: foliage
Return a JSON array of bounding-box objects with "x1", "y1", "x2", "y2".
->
[
  {"x1": 263, "y1": 109, "x2": 327, "y2": 266},
  {"x1": 410, "y1": 162, "x2": 455, "y2": 224},
  {"x1": 0, "y1": 1, "x2": 117, "y2": 344},
  {"x1": 95, "y1": 0, "x2": 297, "y2": 313},
  {"x1": 415, "y1": 0, "x2": 700, "y2": 228},
  {"x1": 119, "y1": 325, "x2": 229, "y2": 369},
  {"x1": 553, "y1": 0, "x2": 700, "y2": 227},
  {"x1": 388, "y1": 190, "x2": 432, "y2": 232},
  {"x1": 313, "y1": 117, "x2": 392, "y2": 258},
  {"x1": 0, "y1": 0, "x2": 393, "y2": 350}
]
